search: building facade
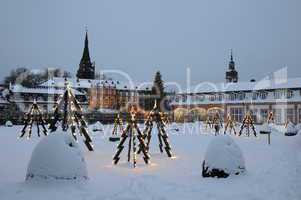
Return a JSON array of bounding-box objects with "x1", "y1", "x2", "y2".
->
[{"x1": 171, "y1": 78, "x2": 301, "y2": 124}]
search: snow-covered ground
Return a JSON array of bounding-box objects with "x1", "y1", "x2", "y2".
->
[{"x1": 0, "y1": 123, "x2": 300, "y2": 200}]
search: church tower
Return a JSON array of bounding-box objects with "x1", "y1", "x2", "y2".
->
[
  {"x1": 225, "y1": 50, "x2": 238, "y2": 83},
  {"x1": 76, "y1": 30, "x2": 95, "y2": 80}
]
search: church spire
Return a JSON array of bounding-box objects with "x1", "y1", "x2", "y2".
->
[
  {"x1": 82, "y1": 29, "x2": 90, "y2": 61},
  {"x1": 225, "y1": 49, "x2": 238, "y2": 83},
  {"x1": 76, "y1": 28, "x2": 95, "y2": 80},
  {"x1": 228, "y1": 49, "x2": 235, "y2": 71}
]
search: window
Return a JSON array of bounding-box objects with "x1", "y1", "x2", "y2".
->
[
  {"x1": 252, "y1": 92, "x2": 258, "y2": 100},
  {"x1": 200, "y1": 95, "x2": 205, "y2": 101},
  {"x1": 237, "y1": 92, "x2": 246, "y2": 100},
  {"x1": 259, "y1": 91, "x2": 268, "y2": 100},
  {"x1": 274, "y1": 89, "x2": 293, "y2": 99},
  {"x1": 286, "y1": 90, "x2": 293, "y2": 99},
  {"x1": 230, "y1": 107, "x2": 244, "y2": 123},
  {"x1": 217, "y1": 94, "x2": 223, "y2": 101},
  {"x1": 209, "y1": 95, "x2": 215, "y2": 101},
  {"x1": 274, "y1": 90, "x2": 282, "y2": 99},
  {"x1": 195, "y1": 94, "x2": 204, "y2": 102},
  {"x1": 286, "y1": 108, "x2": 295, "y2": 123},
  {"x1": 299, "y1": 108, "x2": 301, "y2": 123},
  {"x1": 273, "y1": 109, "x2": 282, "y2": 124},
  {"x1": 260, "y1": 109, "x2": 269, "y2": 123},
  {"x1": 229, "y1": 93, "x2": 236, "y2": 101}
]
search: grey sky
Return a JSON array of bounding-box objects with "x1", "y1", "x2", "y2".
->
[{"x1": 0, "y1": 0, "x2": 300, "y2": 86}]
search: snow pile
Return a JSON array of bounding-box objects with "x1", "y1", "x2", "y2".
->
[
  {"x1": 284, "y1": 122, "x2": 297, "y2": 136},
  {"x1": 26, "y1": 132, "x2": 88, "y2": 181},
  {"x1": 202, "y1": 135, "x2": 246, "y2": 178},
  {"x1": 5, "y1": 121, "x2": 13, "y2": 127},
  {"x1": 1, "y1": 89, "x2": 10, "y2": 98},
  {"x1": 260, "y1": 123, "x2": 271, "y2": 134},
  {"x1": 295, "y1": 123, "x2": 301, "y2": 131},
  {"x1": 167, "y1": 122, "x2": 180, "y2": 132},
  {"x1": 92, "y1": 121, "x2": 103, "y2": 132},
  {"x1": 97, "y1": 108, "x2": 118, "y2": 114}
]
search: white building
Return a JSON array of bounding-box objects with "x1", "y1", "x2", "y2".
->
[{"x1": 171, "y1": 77, "x2": 301, "y2": 124}]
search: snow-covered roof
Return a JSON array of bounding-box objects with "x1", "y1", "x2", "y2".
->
[
  {"x1": 182, "y1": 77, "x2": 301, "y2": 94},
  {"x1": 39, "y1": 77, "x2": 153, "y2": 91},
  {"x1": 10, "y1": 84, "x2": 85, "y2": 95}
]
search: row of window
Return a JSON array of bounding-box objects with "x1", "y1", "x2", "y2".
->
[{"x1": 174, "y1": 89, "x2": 297, "y2": 103}]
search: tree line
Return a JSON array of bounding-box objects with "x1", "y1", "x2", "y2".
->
[{"x1": 3, "y1": 67, "x2": 71, "y2": 87}]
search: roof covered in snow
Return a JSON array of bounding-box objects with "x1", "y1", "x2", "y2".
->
[
  {"x1": 9, "y1": 84, "x2": 85, "y2": 95},
  {"x1": 39, "y1": 77, "x2": 153, "y2": 91},
  {"x1": 182, "y1": 77, "x2": 301, "y2": 94}
]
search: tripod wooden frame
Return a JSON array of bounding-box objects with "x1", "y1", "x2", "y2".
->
[
  {"x1": 48, "y1": 82, "x2": 94, "y2": 151},
  {"x1": 19, "y1": 100, "x2": 48, "y2": 139},
  {"x1": 138, "y1": 101, "x2": 173, "y2": 157},
  {"x1": 112, "y1": 107, "x2": 150, "y2": 167},
  {"x1": 238, "y1": 112, "x2": 257, "y2": 137},
  {"x1": 224, "y1": 113, "x2": 237, "y2": 135}
]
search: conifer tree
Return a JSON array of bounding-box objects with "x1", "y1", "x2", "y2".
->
[{"x1": 151, "y1": 71, "x2": 165, "y2": 111}]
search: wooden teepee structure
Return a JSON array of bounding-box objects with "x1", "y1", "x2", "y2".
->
[
  {"x1": 223, "y1": 113, "x2": 237, "y2": 135},
  {"x1": 48, "y1": 82, "x2": 94, "y2": 151},
  {"x1": 138, "y1": 101, "x2": 173, "y2": 157},
  {"x1": 238, "y1": 112, "x2": 257, "y2": 137},
  {"x1": 110, "y1": 113, "x2": 124, "y2": 142},
  {"x1": 267, "y1": 111, "x2": 274, "y2": 124},
  {"x1": 19, "y1": 100, "x2": 48, "y2": 139},
  {"x1": 211, "y1": 111, "x2": 223, "y2": 136},
  {"x1": 205, "y1": 116, "x2": 213, "y2": 130},
  {"x1": 112, "y1": 107, "x2": 150, "y2": 167}
]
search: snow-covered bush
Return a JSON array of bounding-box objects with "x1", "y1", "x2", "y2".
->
[
  {"x1": 202, "y1": 135, "x2": 246, "y2": 178},
  {"x1": 284, "y1": 122, "x2": 297, "y2": 136},
  {"x1": 26, "y1": 132, "x2": 88, "y2": 181},
  {"x1": 92, "y1": 121, "x2": 103, "y2": 132},
  {"x1": 5, "y1": 120, "x2": 13, "y2": 127},
  {"x1": 260, "y1": 123, "x2": 271, "y2": 134}
]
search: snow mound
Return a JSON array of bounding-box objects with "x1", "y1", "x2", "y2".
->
[
  {"x1": 167, "y1": 122, "x2": 180, "y2": 132},
  {"x1": 260, "y1": 123, "x2": 271, "y2": 134},
  {"x1": 26, "y1": 132, "x2": 88, "y2": 181},
  {"x1": 92, "y1": 121, "x2": 103, "y2": 132},
  {"x1": 284, "y1": 122, "x2": 297, "y2": 136},
  {"x1": 202, "y1": 135, "x2": 246, "y2": 178},
  {"x1": 5, "y1": 120, "x2": 13, "y2": 127},
  {"x1": 295, "y1": 123, "x2": 301, "y2": 131}
]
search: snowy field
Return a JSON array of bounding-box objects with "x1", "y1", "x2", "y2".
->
[{"x1": 0, "y1": 123, "x2": 300, "y2": 200}]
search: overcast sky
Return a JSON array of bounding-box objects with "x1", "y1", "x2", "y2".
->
[{"x1": 0, "y1": 0, "x2": 300, "y2": 86}]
